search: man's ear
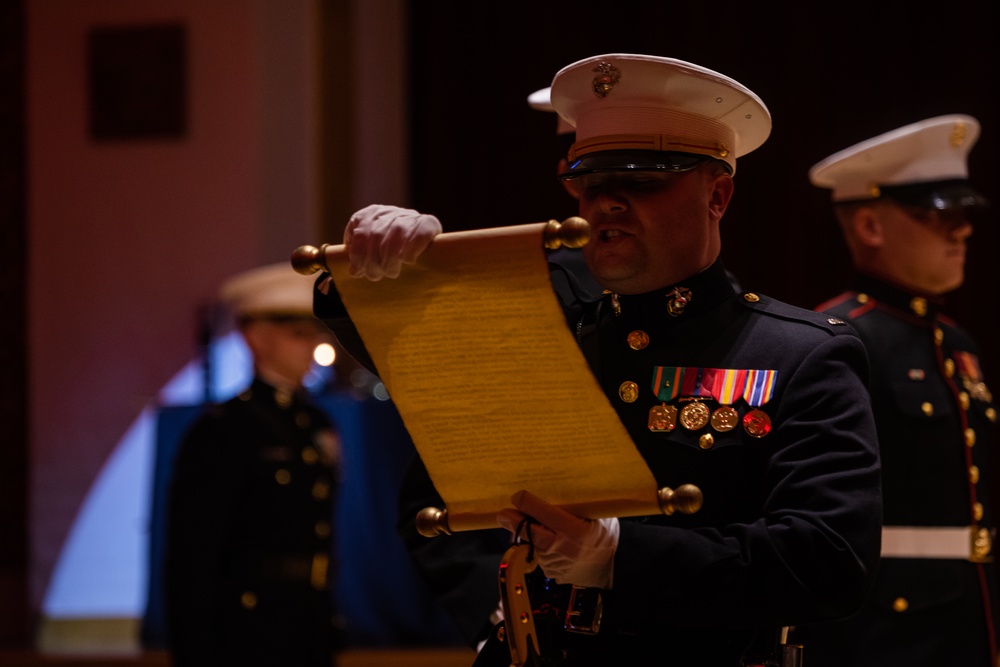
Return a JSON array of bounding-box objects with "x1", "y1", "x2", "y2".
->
[
  {"x1": 708, "y1": 172, "x2": 734, "y2": 221},
  {"x1": 239, "y1": 320, "x2": 265, "y2": 359},
  {"x1": 851, "y1": 206, "x2": 884, "y2": 248}
]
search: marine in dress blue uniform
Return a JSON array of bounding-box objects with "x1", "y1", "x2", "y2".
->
[
  {"x1": 165, "y1": 263, "x2": 341, "y2": 667},
  {"x1": 314, "y1": 54, "x2": 882, "y2": 667},
  {"x1": 791, "y1": 116, "x2": 998, "y2": 666}
]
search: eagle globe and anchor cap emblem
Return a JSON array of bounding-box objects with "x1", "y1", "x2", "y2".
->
[{"x1": 592, "y1": 61, "x2": 621, "y2": 98}]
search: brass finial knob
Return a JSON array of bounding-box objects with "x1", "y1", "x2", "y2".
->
[
  {"x1": 657, "y1": 484, "x2": 703, "y2": 515},
  {"x1": 415, "y1": 507, "x2": 452, "y2": 537},
  {"x1": 290, "y1": 244, "x2": 328, "y2": 275},
  {"x1": 543, "y1": 216, "x2": 591, "y2": 250}
]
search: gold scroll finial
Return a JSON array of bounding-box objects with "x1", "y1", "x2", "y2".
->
[
  {"x1": 415, "y1": 507, "x2": 452, "y2": 537},
  {"x1": 290, "y1": 243, "x2": 331, "y2": 275},
  {"x1": 543, "y1": 216, "x2": 591, "y2": 250},
  {"x1": 657, "y1": 484, "x2": 704, "y2": 515}
]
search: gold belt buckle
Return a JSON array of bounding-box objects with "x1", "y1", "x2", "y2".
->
[{"x1": 970, "y1": 526, "x2": 993, "y2": 563}]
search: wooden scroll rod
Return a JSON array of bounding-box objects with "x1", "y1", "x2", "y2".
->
[
  {"x1": 415, "y1": 484, "x2": 704, "y2": 538},
  {"x1": 289, "y1": 216, "x2": 590, "y2": 276}
]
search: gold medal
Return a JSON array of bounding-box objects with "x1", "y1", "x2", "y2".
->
[
  {"x1": 710, "y1": 406, "x2": 739, "y2": 432},
  {"x1": 618, "y1": 381, "x2": 639, "y2": 403},
  {"x1": 742, "y1": 409, "x2": 772, "y2": 438},
  {"x1": 648, "y1": 403, "x2": 677, "y2": 432},
  {"x1": 679, "y1": 401, "x2": 710, "y2": 430}
]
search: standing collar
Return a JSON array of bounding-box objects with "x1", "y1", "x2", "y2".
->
[
  {"x1": 246, "y1": 374, "x2": 305, "y2": 408},
  {"x1": 607, "y1": 258, "x2": 736, "y2": 325},
  {"x1": 853, "y1": 272, "x2": 946, "y2": 320}
]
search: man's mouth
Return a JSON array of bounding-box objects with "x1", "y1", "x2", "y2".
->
[{"x1": 599, "y1": 228, "x2": 627, "y2": 242}]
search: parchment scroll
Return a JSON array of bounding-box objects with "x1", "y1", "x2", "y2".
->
[{"x1": 326, "y1": 223, "x2": 661, "y2": 532}]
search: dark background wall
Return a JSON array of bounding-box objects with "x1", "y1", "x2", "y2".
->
[
  {"x1": 0, "y1": 0, "x2": 28, "y2": 647},
  {"x1": 407, "y1": 0, "x2": 999, "y2": 374}
]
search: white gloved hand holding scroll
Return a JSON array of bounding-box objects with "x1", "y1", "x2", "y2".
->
[
  {"x1": 497, "y1": 489, "x2": 619, "y2": 589},
  {"x1": 344, "y1": 204, "x2": 442, "y2": 280}
]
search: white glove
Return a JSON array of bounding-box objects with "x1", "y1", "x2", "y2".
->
[
  {"x1": 344, "y1": 204, "x2": 442, "y2": 280},
  {"x1": 496, "y1": 489, "x2": 619, "y2": 589}
]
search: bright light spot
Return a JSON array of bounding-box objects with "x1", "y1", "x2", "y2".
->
[{"x1": 313, "y1": 343, "x2": 336, "y2": 367}]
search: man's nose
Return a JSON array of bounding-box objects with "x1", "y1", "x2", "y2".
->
[
  {"x1": 594, "y1": 189, "x2": 629, "y2": 214},
  {"x1": 951, "y1": 220, "x2": 973, "y2": 241}
]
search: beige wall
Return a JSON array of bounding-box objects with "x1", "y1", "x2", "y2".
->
[{"x1": 26, "y1": 0, "x2": 325, "y2": 614}]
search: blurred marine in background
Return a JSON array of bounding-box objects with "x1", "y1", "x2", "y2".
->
[
  {"x1": 794, "y1": 115, "x2": 998, "y2": 667},
  {"x1": 164, "y1": 263, "x2": 342, "y2": 667}
]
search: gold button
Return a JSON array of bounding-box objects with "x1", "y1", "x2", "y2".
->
[
  {"x1": 921, "y1": 402, "x2": 933, "y2": 417},
  {"x1": 241, "y1": 591, "x2": 258, "y2": 609},
  {"x1": 987, "y1": 407, "x2": 997, "y2": 422},
  {"x1": 310, "y1": 553, "x2": 329, "y2": 590},
  {"x1": 699, "y1": 433, "x2": 715, "y2": 450},
  {"x1": 944, "y1": 358, "x2": 954, "y2": 376},
  {"x1": 910, "y1": 297, "x2": 927, "y2": 317},
  {"x1": 276, "y1": 388, "x2": 294, "y2": 408},
  {"x1": 966, "y1": 428, "x2": 976, "y2": 447},
  {"x1": 970, "y1": 465, "x2": 981, "y2": 484},
  {"x1": 892, "y1": 597, "x2": 908, "y2": 613},
  {"x1": 275, "y1": 469, "x2": 292, "y2": 485},
  {"x1": 302, "y1": 447, "x2": 319, "y2": 464},
  {"x1": 857, "y1": 293, "x2": 869, "y2": 304},
  {"x1": 743, "y1": 293, "x2": 760, "y2": 303},
  {"x1": 934, "y1": 328, "x2": 944, "y2": 346},
  {"x1": 627, "y1": 330, "x2": 650, "y2": 350},
  {"x1": 618, "y1": 381, "x2": 639, "y2": 403},
  {"x1": 974, "y1": 502, "x2": 985, "y2": 521},
  {"x1": 315, "y1": 520, "x2": 331, "y2": 538},
  {"x1": 959, "y1": 392, "x2": 971, "y2": 410},
  {"x1": 312, "y1": 480, "x2": 330, "y2": 500}
]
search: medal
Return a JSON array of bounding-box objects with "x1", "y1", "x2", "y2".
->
[
  {"x1": 649, "y1": 367, "x2": 684, "y2": 432},
  {"x1": 709, "y1": 369, "x2": 746, "y2": 432},
  {"x1": 648, "y1": 403, "x2": 677, "y2": 432},
  {"x1": 741, "y1": 369, "x2": 777, "y2": 438},
  {"x1": 956, "y1": 352, "x2": 993, "y2": 402},
  {"x1": 679, "y1": 401, "x2": 710, "y2": 430},
  {"x1": 742, "y1": 409, "x2": 772, "y2": 438},
  {"x1": 675, "y1": 368, "x2": 714, "y2": 430},
  {"x1": 711, "y1": 406, "x2": 739, "y2": 432}
]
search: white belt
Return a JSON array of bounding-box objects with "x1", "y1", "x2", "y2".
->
[{"x1": 881, "y1": 525, "x2": 993, "y2": 562}]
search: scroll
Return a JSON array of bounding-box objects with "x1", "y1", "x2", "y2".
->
[{"x1": 291, "y1": 219, "x2": 700, "y2": 534}]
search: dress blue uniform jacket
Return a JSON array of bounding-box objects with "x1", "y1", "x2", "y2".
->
[
  {"x1": 793, "y1": 273, "x2": 999, "y2": 667},
  {"x1": 164, "y1": 376, "x2": 340, "y2": 666},
  {"x1": 315, "y1": 257, "x2": 882, "y2": 666}
]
